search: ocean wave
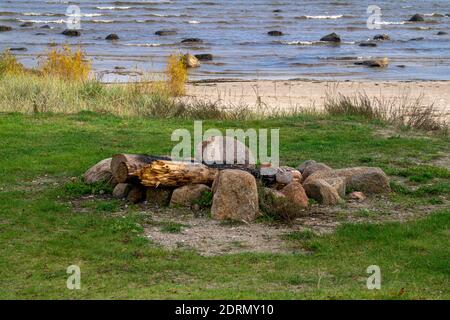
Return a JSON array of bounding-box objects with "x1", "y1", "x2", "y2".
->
[
  {"x1": 18, "y1": 18, "x2": 66, "y2": 24},
  {"x1": 284, "y1": 40, "x2": 355, "y2": 45},
  {"x1": 375, "y1": 21, "x2": 406, "y2": 25},
  {"x1": 66, "y1": 13, "x2": 103, "y2": 18},
  {"x1": 96, "y1": 6, "x2": 132, "y2": 10},
  {"x1": 122, "y1": 43, "x2": 161, "y2": 47},
  {"x1": 188, "y1": 20, "x2": 200, "y2": 24},
  {"x1": 23, "y1": 12, "x2": 64, "y2": 17},
  {"x1": 297, "y1": 15, "x2": 344, "y2": 19}
]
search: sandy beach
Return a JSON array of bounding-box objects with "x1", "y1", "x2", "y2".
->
[{"x1": 184, "y1": 80, "x2": 450, "y2": 119}]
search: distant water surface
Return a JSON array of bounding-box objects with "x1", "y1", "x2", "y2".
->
[{"x1": 1, "y1": 0, "x2": 449, "y2": 81}]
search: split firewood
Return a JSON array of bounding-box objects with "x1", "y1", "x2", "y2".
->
[
  {"x1": 110, "y1": 154, "x2": 171, "y2": 183},
  {"x1": 133, "y1": 160, "x2": 219, "y2": 187}
]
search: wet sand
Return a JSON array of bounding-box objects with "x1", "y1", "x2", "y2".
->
[{"x1": 184, "y1": 80, "x2": 450, "y2": 119}]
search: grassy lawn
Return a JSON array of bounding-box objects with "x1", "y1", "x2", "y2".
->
[{"x1": 0, "y1": 112, "x2": 449, "y2": 299}]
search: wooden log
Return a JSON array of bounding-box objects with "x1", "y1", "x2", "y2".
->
[
  {"x1": 133, "y1": 160, "x2": 219, "y2": 187},
  {"x1": 110, "y1": 154, "x2": 171, "y2": 183}
]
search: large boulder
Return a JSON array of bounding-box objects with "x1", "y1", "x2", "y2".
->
[
  {"x1": 170, "y1": 184, "x2": 211, "y2": 207},
  {"x1": 280, "y1": 182, "x2": 309, "y2": 208},
  {"x1": 83, "y1": 158, "x2": 116, "y2": 185},
  {"x1": 196, "y1": 135, "x2": 255, "y2": 166},
  {"x1": 211, "y1": 170, "x2": 259, "y2": 222},
  {"x1": 304, "y1": 167, "x2": 390, "y2": 194},
  {"x1": 302, "y1": 162, "x2": 332, "y2": 181},
  {"x1": 183, "y1": 53, "x2": 200, "y2": 68},
  {"x1": 326, "y1": 177, "x2": 346, "y2": 198},
  {"x1": 260, "y1": 187, "x2": 306, "y2": 221},
  {"x1": 303, "y1": 179, "x2": 342, "y2": 205},
  {"x1": 320, "y1": 32, "x2": 341, "y2": 42},
  {"x1": 297, "y1": 160, "x2": 317, "y2": 174}
]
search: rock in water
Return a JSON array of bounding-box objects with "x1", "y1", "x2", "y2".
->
[
  {"x1": 195, "y1": 135, "x2": 255, "y2": 166},
  {"x1": 437, "y1": 31, "x2": 448, "y2": 35},
  {"x1": 0, "y1": 25, "x2": 12, "y2": 32},
  {"x1": 320, "y1": 32, "x2": 341, "y2": 42},
  {"x1": 280, "y1": 182, "x2": 309, "y2": 208},
  {"x1": 303, "y1": 179, "x2": 342, "y2": 205},
  {"x1": 195, "y1": 54, "x2": 213, "y2": 61},
  {"x1": 268, "y1": 30, "x2": 283, "y2": 36},
  {"x1": 20, "y1": 22, "x2": 33, "y2": 27},
  {"x1": 409, "y1": 14, "x2": 425, "y2": 22},
  {"x1": 183, "y1": 53, "x2": 200, "y2": 68},
  {"x1": 62, "y1": 29, "x2": 81, "y2": 37},
  {"x1": 359, "y1": 42, "x2": 377, "y2": 47},
  {"x1": 211, "y1": 170, "x2": 259, "y2": 222},
  {"x1": 355, "y1": 58, "x2": 389, "y2": 68},
  {"x1": 170, "y1": 184, "x2": 211, "y2": 207},
  {"x1": 105, "y1": 33, "x2": 119, "y2": 40},
  {"x1": 155, "y1": 30, "x2": 177, "y2": 36},
  {"x1": 373, "y1": 34, "x2": 390, "y2": 41},
  {"x1": 181, "y1": 38, "x2": 203, "y2": 44},
  {"x1": 83, "y1": 158, "x2": 116, "y2": 185}
]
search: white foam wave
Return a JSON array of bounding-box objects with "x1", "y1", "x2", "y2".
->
[
  {"x1": 96, "y1": 6, "x2": 131, "y2": 10},
  {"x1": 188, "y1": 20, "x2": 200, "y2": 24},
  {"x1": 122, "y1": 43, "x2": 161, "y2": 47},
  {"x1": 300, "y1": 15, "x2": 343, "y2": 19},
  {"x1": 18, "y1": 18, "x2": 66, "y2": 24}
]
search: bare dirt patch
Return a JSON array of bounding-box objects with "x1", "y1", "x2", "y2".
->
[{"x1": 140, "y1": 195, "x2": 441, "y2": 256}]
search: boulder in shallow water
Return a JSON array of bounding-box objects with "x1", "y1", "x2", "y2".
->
[
  {"x1": 62, "y1": 29, "x2": 80, "y2": 37},
  {"x1": 155, "y1": 30, "x2": 177, "y2": 36},
  {"x1": 20, "y1": 22, "x2": 33, "y2": 28},
  {"x1": 409, "y1": 14, "x2": 425, "y2": 22},
  {"x1": 373, "y1": 34, "x2": 390, "y2": 41},
  {"x1": 181, "y1": 38, "x2": 203, "y2": 44},
  {"x1": 0, "y1": 25, "x2": 12, "y2": 32},
  {"x1": 437, "y1": 31, "x2": 448, "y2": 35},
  {"x1": 268, "y1": 30, "x2": 283, "y2": 36},
  {"x1": 40, "y1": 25, "x2": 51, "y2": 29},
  {"x1": 355, "y1": 58, "x2": 389, "y2": 68},
  {"x1": 105, "y1": 33, "x2": 119, "y2": 40},
  {"x1": 359, "y1": 42, "x2": 377, "y2": 47},
  {"x1": 195, "y1": 54, "x2": 213, "y2": 61},
  {"x1": 183, "y1": 53, "x2": 200, "y2": 68},
  {"x1": 320, "y1": 32, "x2": 341, "y2": 42}
]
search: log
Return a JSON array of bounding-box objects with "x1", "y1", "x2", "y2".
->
[
  {"x1": 110, "y1": 154, "x2": 171, "y2": 183},
  {"x1": 133, "y1": 160, "x2": 219, "y2": 187}
]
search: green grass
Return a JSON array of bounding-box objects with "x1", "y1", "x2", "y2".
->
[{"x1": 0, "y1": 112, "x2": 449, "y2": 299}]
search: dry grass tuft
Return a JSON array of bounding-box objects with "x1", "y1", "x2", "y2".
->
[
  {"x1": 166, "y1": 54, "x2": 187, "y2": 96},
  {"x1": 0, "y1": 50, "x2": 26, "y2": 76},
  {"x1": 39, "y1": 45, "x2": 91, "y2": 81},
  {"x1": 325, "y1": 90, "x2": 448, "y2": 133}
]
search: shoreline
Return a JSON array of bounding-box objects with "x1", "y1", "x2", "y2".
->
[{"x1": 181, "y1": 79, "x2": 450, "y2": 118}]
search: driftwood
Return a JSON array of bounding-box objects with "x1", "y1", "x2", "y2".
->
[
  {"x1": 133, "y1": 160, "x2": 219, "y2": 187},
  {"x1": 110, "y1": 154, "x2": 171, "y2": 183}
]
